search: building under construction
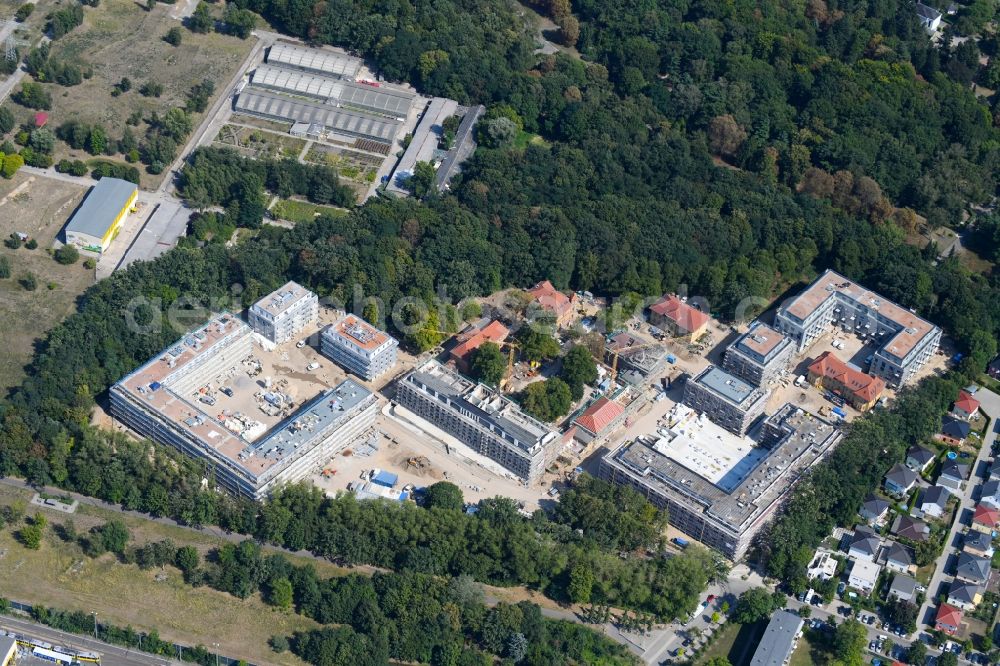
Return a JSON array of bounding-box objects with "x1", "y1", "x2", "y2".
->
[
  {"x1": 110, "y1": 314, "x2": 378, "y2": 499},
  {"x1": 395, "y1": 359, "x2": 561, "y2": 483}
]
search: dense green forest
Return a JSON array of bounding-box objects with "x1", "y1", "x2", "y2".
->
[{"x1": 2, "y1": 0, "x2": 1000, "y2": 661}]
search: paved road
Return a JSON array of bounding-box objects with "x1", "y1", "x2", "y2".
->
[
  {"x1": 0, "y1": 615, "x2": 176, "y2": 666},
  {"x1": 917, "y1": 387, "x2": 1000, "y2": 630}
]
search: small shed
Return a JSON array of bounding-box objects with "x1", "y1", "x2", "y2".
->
[{"x1": 372, "y1": 470, "x2": 398, "y2": 488}]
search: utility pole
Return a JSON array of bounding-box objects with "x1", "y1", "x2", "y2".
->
[
  {"x1": 213, "y1": 642, "x2": 220, "y2": 666},
  {"x1": 91, "y1": 611, "x2": 97, "y2": 639}
]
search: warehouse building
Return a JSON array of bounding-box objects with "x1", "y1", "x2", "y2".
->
[
  {"x1": 63, "y1": 177, "x2": 138, "y2": 254},
  {"x1": 267, "y1": 42, "x2": 361, "y2": 79},
  {"x1": 235, "y1": 89, "x2": 402, "y2": 144},
  {"x1": 110, "y1": 314, "x2": 379, "y2": 499},
  {"x1": 683, "y1": 365, "x2": 769, "y2": 435},
  {"x1": 248, "y1": 281, "x2": 319, "y2": 344},
  {"x1": 600, "y1": 403, "x2": 841, "y2": 559},
  {"x1": 775, "y1": 269, "x2": 941, "y2": 386},
  {"x1": 321, "y1": 314, "x2": 398, "y2": 381},
  {"x1": 396, "y1": 359, "x2": 561, "y2": 483},
  {"x1": 251, "y1": 64, "x2": 415, "y2": 119},
  {"x1": 722, "y1": 322, "x2": 793, "y2": 387}
]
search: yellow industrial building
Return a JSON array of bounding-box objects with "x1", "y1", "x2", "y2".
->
[
  {"x1": 0, "y1": 635, "x2": 15, "y2": 666},
  {"x1": 64, "y1": 177, "x2": 138, "y2": 254}
]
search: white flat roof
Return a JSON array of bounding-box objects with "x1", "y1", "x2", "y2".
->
[{"x1": 652, "y1": 403, "x2": 764, "y2": 492}]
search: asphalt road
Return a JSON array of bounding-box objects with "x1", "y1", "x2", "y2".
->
[
  {"x1": 0, "y1": 615, "x2": 176, "y2": 666},
  {"x1": 918, "y1": 388, "x2": 1000, "y2": 629}
]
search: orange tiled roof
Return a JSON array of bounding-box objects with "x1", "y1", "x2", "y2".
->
[
  {"x1": 527, "y1": 281, "x2": 574, "y2": 318},
  {"x1": 649, "y1": 294, "x2": 710, "y2": 334},
  {"x1": 808, "y1": 352, "x2": 886, "y2": 403},
  {"x1": 575, "y1": 397, "x2": 625, "y2": 435},
  {"x1": 450, "y1": 320, "x2": 509, "y2": 364}
]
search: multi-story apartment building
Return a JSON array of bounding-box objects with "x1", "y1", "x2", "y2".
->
[
  {"x1": 683, "y1": 365, "x2": 768, "y2": 435},
  {"x1": 248, "y1": 281, "x2": 318, "y2": 344},
  {"x1": 774, "y1": 270, "x2": 941, "y2": 386},
  {"x1": 320, "y1": 314, "x2": 398, "y2": 381},
  {"x1": 395, "y1": 359, "x2": 561, "y2": 483},
  {"x1": 599, "y1": 403, "x2": 841, "y2": 559},
  {"x1": 110, "y1": 314, "x2": 378, "y2": 499},
  {"x1": 722, "y1": 322, "x2": 794, "y2": 387}
]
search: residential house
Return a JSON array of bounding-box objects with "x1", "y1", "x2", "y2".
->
[
  {"x1": 448, "y1": 320, "x2": 510, "y2": 374},
  {"x1": 807, "y1": 550, "x2": 839, "y2": 581},
  {"x1": 847, "y1": 526, "x2": 881, "y2": 562},
  {"x1": 906, "y1": 445, "x2": 936, "y2": 474},
  {"x1": 859, "y1": 495, "x2": 891, "y2": 525},
  {"x1": 988, "y1": 356, "x2": 1000, "y2": 380},
  {"x1": 892, "y1": 515, "x2": 930, "y2": 543},
  {"x1": 938, "y1": 458, "x2": 971, "y2": 493},
  {"x1": 525, "y1": 280, "x2": 577, "y2": 329},
  {"x1": 947, "y1": 581, "x2": 983, "y2": 611},
  {"x1": 951, "y1": 391, "x2": 980, "y2": 421},
  {"x1": 884, "y1": 463, "x2": 919, "y2": 498},
  {"x1": 934, "y1": 603, "x2": 962, "y2": 635},
  {"x1": 920, "y1": 485, "x2": 951, "y2": 519},
  {"x1": 980, "y1": 479, "x2": 1000, "y2": 510},
  {"x1": 916, "y1": 2, "x2": 943, "y2": 33},
  {"x1": 963, "y1": 530, "x2": 994, "y2": 559},
  {"x1": 888, "y1": 574, "x2": 920, "y2": 603},
  {"x1": 883, "y1": 541, "x2": 915, "y2": 574},
  {"x1": 955, "y1": 552, "x2": 991, "y2": 586},
  {"x1": 648, "y1": 294, "x2": 710, "y2": 342},
  {"x1": 989, "y1": 460, "x2": 1000, "y2": 483},
  {"x1": 936, "y1": 416, "x2": 971, "y2": 447},
  {"x1": 972, "y1": 504, "x2": 1000, "y2": 535},
  {"x1": 848, "y1": 559, "x2": 881, "y2": 595},
  {"x1": 807, "y1": 351, "x2": 886, "y2": 412}
]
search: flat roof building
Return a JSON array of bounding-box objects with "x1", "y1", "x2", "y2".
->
[
  {"x1": 396, "y1": 359, "x2": 561, "y2": 483},
  {"x1": 0, "y1": 636, "x2": 14, "y2": 666},
  {"x1": 775, "y1": 270, "x2": 941, "y2": 386},
  {"x1": 600, "y1": 403, "x2": 841, "y2": 559},
  {"x1": 683, "y1": 365, "x2": 769, "y2": 435},
  {"x1": 750, "y1": 610, "x2": 803, "y2": 666},
  {"x1": 723, "y1": 322, "x2": 794, "y2": 387},
  {"x1": 235, "y1": 89, "x2": 402, "y2": 144},
  {"x1": 63, "y1": 177, "x2": 138, "y2": 254},
  {"x1": 248, "y1": 281, "x2": 318, "y2": 344},
  {"x1": 266, "y1": 42, "x2": 361, "y2": 79},
  {"x1": 321, "y1": 314, "x2": 398, "y2": 381},
  {"x1": 110, "y1": 314, "x2": 379, "y2": 499}
]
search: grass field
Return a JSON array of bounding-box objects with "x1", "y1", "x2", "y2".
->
[
  {"x1": 270, "y1": 198, "x2": 347, "y2": 224},
  {"x1": 0, "y1": 173, "x2": 91, "y2": 393},
  {"x1": 36, "y1": 0, "x2": 253, "y2": 188},
  {"x1": 0, "y1": 483, "x2": 336, "y2": 664}
]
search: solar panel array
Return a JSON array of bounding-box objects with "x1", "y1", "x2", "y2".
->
[
  {"x1": 267, "y1": 42, "x2": 361, "y2": 79},
  {"x1": 235, "y1": 89, "x2": 401, "y2": 143},
  {"x1": 251, "y1": 64, "x2": 415, "y2": 118}
]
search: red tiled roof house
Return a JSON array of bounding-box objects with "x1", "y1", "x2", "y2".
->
[
  {"x1": 648, "y1": 294, "x2": 710, "y2": 341},
  {"x1": 807, "y1": 351, "x2": 886, "y2": 411}
]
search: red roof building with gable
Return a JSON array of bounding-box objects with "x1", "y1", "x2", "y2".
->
[
  {"x1": 648, "y1": 294, "x2": 710, "y2": 340},
  {"x1": 525, "y1": 280, "x2": 577, "y2": 328},
  {"x1": 448, "y1": 320, "x2": 510, "y2": 373},
  {"x1": 952, "y1": 390, "x2": 980, "y2": 420},
  {"x1": 972, "y1": 504, "x2": 1000, "y2": 533},
  {"x1": 807, "y1": 351, "x2": 886, "y2": 411},
  {"x1": 573, "y1": 397, "x2": 625, "y2": 442},
  {"x1": 935, "y1": 603, "x2": 963, "y2": 635}
]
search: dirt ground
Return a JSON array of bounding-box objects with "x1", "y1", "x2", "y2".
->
[
  {"x1": 39, "y1": 0, "x2": 253, "y2": 188},
  {"x1": 0, "y1": 173, "x2": 91, "y2": 392},
  {"x1": 0, "y1": 483, "x2": 325, "y2": 665}
]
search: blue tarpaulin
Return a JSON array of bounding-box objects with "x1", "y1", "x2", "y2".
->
[{"x1": 372, "y1": 470, "x2": 398, "y2": 488}]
